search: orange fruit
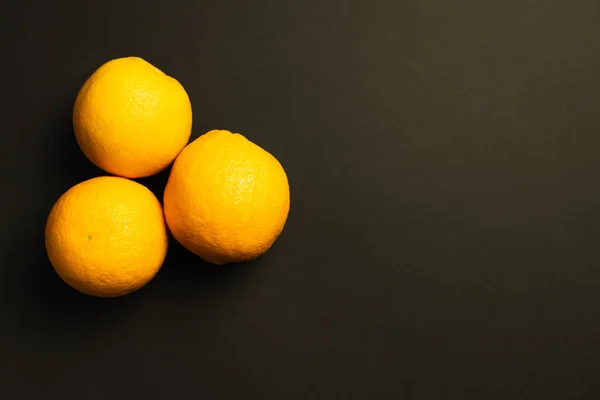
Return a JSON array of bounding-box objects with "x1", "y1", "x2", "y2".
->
[
  {"x1": 45, "y1": 176, "x2": 168, "y2": 297},
  {"x1": 164, "y1": 130, "x2": 290, "y2": 265},
  {"x1": 73, "y1": 57, "x2": 192, "y2": 178}
]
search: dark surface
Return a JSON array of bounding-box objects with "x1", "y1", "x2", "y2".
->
[{"x1": 2, "y1": 0, "x2": 600, "y2": 398}]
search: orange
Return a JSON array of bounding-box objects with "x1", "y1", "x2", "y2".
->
[
  {"x1": 164, "y1": 130, "x2": 290, "y2": 265},
  {"x1": 73, "y1": 57, "x2": 192, "y2": 178},
  {"x1": 45, "y1": 176, "x2": 168, "y2": 297}
]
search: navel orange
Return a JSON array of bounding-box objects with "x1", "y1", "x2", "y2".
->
[
  {"x1": 73, "y1": 57, "x2": 192, "y2": 178},
  {"x1": 163, "y1": 130, "x2": 290, "y2": 265},
  {"x1": 45, "y1": 176, "x2": 168, "y2": 297}
]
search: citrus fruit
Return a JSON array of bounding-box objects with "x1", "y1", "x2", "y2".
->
[
  {"x1": 163, "y1": 130, "x2": 290, "y2": 265},
  {"x1": 73, "y1": 56, "x2": 192, "y2": 178},
  {"x1": 45, "y1": 176, "x2": 168, "y2": 297}
]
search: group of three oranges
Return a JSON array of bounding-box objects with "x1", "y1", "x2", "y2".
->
[{"x1": 45, "y1": 57, "x2": 290, "y2": 297}]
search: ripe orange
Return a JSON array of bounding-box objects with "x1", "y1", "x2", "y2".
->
[
  {"x1": 164, "y1": 130, "x2": 290, "y2": 265},
  {"x1": 73, "y1": 57, "x2": 192, "y2": 178},
  {"x1": 45, "y1": 176, "x2": 168, "y2": 297}
]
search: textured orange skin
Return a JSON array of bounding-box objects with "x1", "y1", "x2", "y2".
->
[
  {"x1": 164, "y1": 130, "x2": 290, "y2": 265},
  {"x1": 45, "y1": 176, "x2": 168, "y2": 297},
  {"x1": 73, "y1": 57, "x2": 192, "y2": 178}
]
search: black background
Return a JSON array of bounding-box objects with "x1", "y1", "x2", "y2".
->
[{"x1": 2, "y1": 0, "x2": 600, "y2": 398}]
